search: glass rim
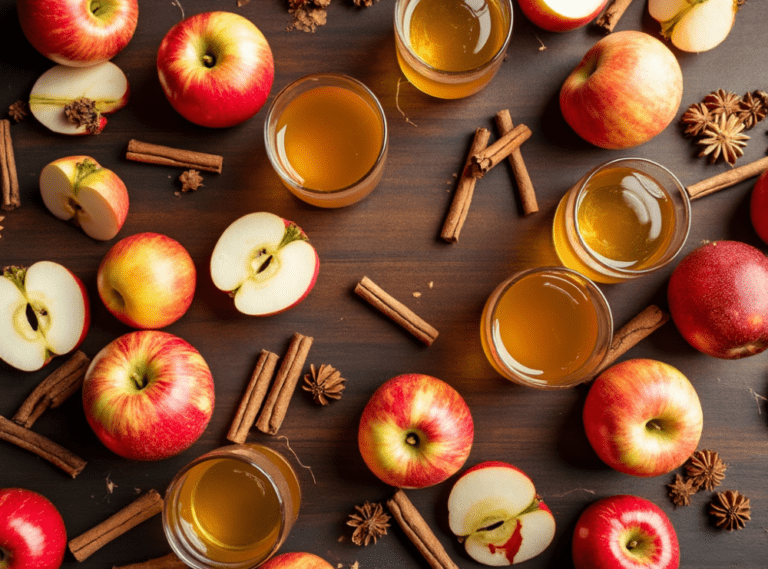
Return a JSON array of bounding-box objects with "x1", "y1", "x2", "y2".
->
[{"x1": 263, "y1": 72, "x2": 388, "y2": 197}]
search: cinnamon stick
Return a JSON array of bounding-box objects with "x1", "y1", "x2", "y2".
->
[
  {"x1": 12, "y1": 351, "x2": 90, "y2": 428},
  {"x1": 441, "y1": 127, "x2": 491, "y2": 243},
  {"x1": 256, "y1": 334, "x2": 313, "y2": 435},
  {"x1": 112, "y1": 553, "x2": 187, "y2": 569},
  {"x1": 1, "y1": 119, "x2": 20, "y2": 211},
  {"x1": 69, "y1": 490, "x2": 164, "y2": 562},
  {"x1": 227, "y1": 349, "x2": 279, "y2": 443},
  {"x1": 0, "y1": 415, "x2": 86, "y2": 478},
  {"x1": 126, "y1": 139, "x2": 223, "y2": 173},
  {"x1": 494, "y1": 110, "x2": 538, "y2": 215},
  {"x1": 686, "y1": 156, "x2": 768, "y2": 200},
  {"x1": 470, "y1": 123, "x2": 532, "y2": 178},
  {"x1": 387, "y1": 489, "x2": 459, "y2": 569},
  {"x1": 595, "y1": 0, "x2": 635, "y2": 33},
  {"x1": 355, "y1": 276, "x2": 439, "y2": 346}
]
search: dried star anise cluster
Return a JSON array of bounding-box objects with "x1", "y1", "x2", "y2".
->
[
  {"x1": 287, "y1": 0, "x2": 330, "y2": 32},
  {"x1": 302, "y1": 364, "x2": 345, "y2": 405},
  {"x1": 347, "y1": 501, "x2": 390, "y2": 545},
  {"x1": 8, "y1": 100, "x2": 28, "y2": 122},
  {"x1": 680, "y1": 89, "x2": 768, "y2": 166},
  {"x1": 666, "y1": 449, "x2": 727, "y2": 508},
  {"x1": 709, "y1": 489, "x2": 751, "y2": 531},
  {"x1": 178, "y1": 169, "x2": 204, "y2": 193}
]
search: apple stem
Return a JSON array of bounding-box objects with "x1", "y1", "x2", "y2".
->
[
  {"x1": 90, "y1": 1, "x2": 103, "y2": 15},
  {"x1": 646, "y1": 419, "x2": 663, "y2": 432},
  {"x1": 203, "y1": 54, "x2": 216, "y2": 68},
  {"x1": 627, "y1": 539, "x2": 638, "y2": 550},
  {"x1": 131, "y1": 372, "x2": 149, "y2": 391},
  {"x1": 405, "y1": 432, "x2": 419, "y2": 447}
]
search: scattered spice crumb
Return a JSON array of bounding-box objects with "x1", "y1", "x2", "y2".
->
[
  {"x1": 395, "y1": 78, "x2": 418, "y2": 127},
  {"x1": 748, "y1": 386, "x2": 767, "y2": 413},
  {"x1": 428, "y1": 281, "x2": 433, "y2": 289},
  {"x1": 237, "y1": 0, "x2": 251, "y2": 5},
  {"x1": 353, "y1": 0, "x2": 378, "y2": 6},
  {"x1": 179, "y1": 169, "x2": 204, "y2": 192},
  {"x1": 287, "y1": 0, "x2": 329, "y2": 32},
  {"x1": 105, "y1": 473, "x2": 118, "y2": 494},
  {"x1": 534, "y1": 33, "x2": 547, "y2": 51},
  {"x1": 412, "y1": 291, "x2": 421, "y2": 298},
  {"x1": 171, "y1": 0, "x2": 185, "y2": 19},
  {"x1": 350, "y1": 563, "x2": 359, "y2": 569},
  {"x1": 8, "y1": 100, "x2": 28, "y2": 122}
]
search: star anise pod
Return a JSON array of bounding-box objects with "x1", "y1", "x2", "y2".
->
[
  {"x1": 8, "y1": 100, "x2": 28, "y2": 122},
  {"x1": 685, "y1": 449, "x2": 726, "y2": 491},
  {"x1": 179, "y1": 169, "x2": 204, "y2": 192},
  {"x1": 697, "y1": 113, "x2": 749, "y2": 166},
  {"x1": 347, "y1": 501, "x2": 390, "y2": 546},
  {"x1": 709, "y1": 490, "x2": 750, "y2": 531},
  {"x1": 680, "y1": 102, "x2": 716, "y2": 138},
  {"x1": 666, "y1": 474, "x2": 697, "y2": 507},
  {"x1": 703, "y1": 88, "x2": 742, "y2": 119},
  {"x1": 302, "y1": 364, "x2": 345, "y2": 405},
  {"x1": 737, "y1": 91, "x2": 768, "y2": 129},
  {"x1": 63, "y1": 97, "x2": 102, "y2": 134}
]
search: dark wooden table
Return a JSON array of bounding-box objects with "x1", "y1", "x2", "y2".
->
[{"x1": 2, "y1": 1, "x2": 768, "y2": 567}]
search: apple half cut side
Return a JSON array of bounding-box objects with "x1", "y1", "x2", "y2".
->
[
  {"x1": 0, "y1": 262, "x2": 90, "y2": 372},
  {"x1": 40, "y1": 156, "x2": 129, "y2": 241},
  {"x1": 518, "y1": 0, "x2": 608, "y2": 32},
  {"x1": 29, "y1": 62, "x2": 130, "y2": 135},
  {"x1": 448, "y1": 461, "x2": 556, "y2": 566},
  {"x1": 210, "y1": 212, "x2": 319, "y2": 316}
]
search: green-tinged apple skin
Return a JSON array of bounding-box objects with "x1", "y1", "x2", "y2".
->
[
  {"x1": 258, "y1": 552, "x2": 334, "y2": 569},
  {"x1": 583, "y1": 359, "x2": 702, "y2": 477},
  {"x1": 750, "y1": 170, "x2": 768, "y2": 244},
  {"x1": 0, "y1": 488, "x2": 67, "y2": 569},
  {"x1": 157, "y1": 11, "x2": 274, "y2": 128},
  {"x1": 17, "y1": 0, "x2": 138, "y2": 67},
  {"x1": 668, "y1": 241, "x2": 768, "y2": 359},
  {"x1": 82, "y1": 330, "x2": 215, "y2": 461},
  {"x1": 572, "y1": 495, "x2": 680, "y2": 569},
  {"x1": 518, "y1": 0, "x2": 608, "y2": 32},
  {"x1": 358, "y1": 373, "x2": 474, "y2": 489},
  {"x1": 560, "y1": 30, "x2": 683, "y2": 149},
  {"x1": 97, "y1": 232, "x2": 196, "y2": 329}
]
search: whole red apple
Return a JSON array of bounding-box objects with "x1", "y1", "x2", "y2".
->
[
  {"x1": 157, "y1": 11, "x2": 274, "y2": 128},
  {"x1": 82, "y1": 330, "x2": 215, "y2": 461},
  {"x1": 560, "y1": 30, "x2": 683, "y2": 149},
  {"x1": 518, "y1": 0, "x2": 608, "y2": 32},
  {"x1": 668, "y1": 240, "x2": 768, "y2": 359},
  {"x1": 583, "y1": 359, "x2": 702, "y2": 477},
  {"x1": 750, "y1": 169, "x2": 768, "y2": 244},
  {"x1": 17, "y1": 0, "x2": 138, "y2": 67},
  {"x1": 572, "y1": 495, "x2": 679, "y2": 569},
  {"x1": 358, "y1": 373, "x2": 474, "y2": 489},
  {"x1": 0, "y1": 488, "x2": 66, "y2": 569},
  {"x1": 258, "y1": 552, "x2": 334, "y2": 569}
]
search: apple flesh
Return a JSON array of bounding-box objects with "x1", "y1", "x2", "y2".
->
[
  {"x1": 29, "y1": 62, "x2": 130, "y2": 135},
  {"x1": 750, "y1": 169, "x2": 768, "y2": 245},
  {"x1": 40, "y1": 156, "x2": 129, "y2": 241},
  {"x1": 668, "y1": 240, "x2": 768, "y2": 359},
  {"x1": 518, "y1": 0, "x2": 608, "y2": 32},
  {"x1": 0, "y1": 262, "x2": 90, "y2": 372},
  {"x1": 448, "y1": 461, "x2": 555, "y2": 566},
  {"x1": 210, "y1": 212, "x2": 319, "y2": 316},
  {"x1": 258, "y1": 552, "x2": 335, "y2": 569},
  {"x1": 0, "y1": 488, "x2": 67, "y2": 569}
]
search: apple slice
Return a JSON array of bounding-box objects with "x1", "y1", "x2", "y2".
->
[
  {"x1": 0, "y1": 262, "x2": 90, "y2": 372},
  {"x1": 448, "y1": 461, "x2": 556, "y2": 566},
  {"x1": 518, "y1": 0, "x2": 609, "y2": 32},
  {"x1": 40, "y1": 156, "x2": 129, "y2": 241},
  {"x1": 29, "y1": 62, "x2": 130, "y2": 135},
  {"x1": 210, "y1": 212, "x2": 319, "y2": 316}
]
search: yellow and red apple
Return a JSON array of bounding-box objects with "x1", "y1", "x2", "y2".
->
[
  {"x1": 518, "y1": 0, "x2": 608, "y2": 32},
  {"x1": 258, "y1": 552, "x2": 334, "y2": 569}
]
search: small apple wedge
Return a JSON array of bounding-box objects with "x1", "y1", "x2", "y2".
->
[
  {"x1": 0, "y1": 262, "x2": 90, "y2": 372},
  {"x1": 448, "y1": 461, "x2": 556, "y2": 565},
  {"x1": 210, "y1": 212, "x2": 319, "y2": 316},
  {"x1": 29, "y1": 62, "x2": 130, "y2": 135},
  {"x1": 40, "y1": 156, "x2": 129, "y2": 241}
]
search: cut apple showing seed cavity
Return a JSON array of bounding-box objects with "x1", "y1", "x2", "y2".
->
[
  {"x1": 448, "y1": 461, "x2": 556, "y2": 566},
  {"x1": 0, "y1": 262, "x2": 90, "y2": 372},
  {"x1": 210, "y1": 212, "x2": 319, "y2": 316},
  {"x1": 29, "y1": 62, "x2": 130, "y2": 135},
  {"x1": 40, "y1": 156, "x2": 129, "y2": 241}
]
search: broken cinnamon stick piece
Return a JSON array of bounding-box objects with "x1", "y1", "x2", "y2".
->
[
  {"x1": 12, "y1": 351, "x2": 90, "y2": 428},
  {"x1": 126, "y1": 139, "x2": 223, "y2": 173},
  {"x1": 68, "y1": 489, "x2": 164, "y2": 562},
  {"x1": 387, "y1": 489, "x2": 459, "y2": 569},
  {"x1": 494, "y1": 110, "x2": 538, "y2": 215},
  {"x1": 686, "y1": 156, "x2": 768, "y2": 200},
  {"x1": 355, "y1": 276, "x2": 439, "y2": 346},
  {"x1": 0, "y1": 415, "x2": 86, "y2": 478},
  {"x1": 1, "y1": 119, "x2": 21, "y2": 211},
  {"x1": 441, "y1": 127, "x2": 491, "y2": 243},
  {"x1": 112, "y1": 553, "x2": 187, "y2": 569},
  {"x1": 227, "y1": 349, "x2": 280, "y2": 444},
  {"x1": 470, "y1": 123, "x2": 531, "y2": 178},
  {"x1": 595, "y1": 0, "x2": 635, "y2": 33},
  {"x1": 256, "y1": 334, "x2": 313, "y2": 435}
]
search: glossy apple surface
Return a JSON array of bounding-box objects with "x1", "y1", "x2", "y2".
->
[
  {"x1": 750, "y1": 169, "x2": 768, "y2": 244},
  {"x1": 258, "y1": 552, "x2": 334, "y2": 569},
  {"x1": 518, "y1": 0, "x2": 608, "y2": 32}
]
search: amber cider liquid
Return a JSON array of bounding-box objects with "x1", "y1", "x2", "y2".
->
[{"x1": 275, "y1": 85, "x2": 383, "y2": 192}]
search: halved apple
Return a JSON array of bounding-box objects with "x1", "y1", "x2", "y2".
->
[
  {"x1": 518, "y1": 0, "x2": 609, "y2": 32},
  {"x1": 40, "y1": 156, "x2": 129, "y2": 241},
  {"x1": 448, "y1": 461, "x2": 556, "y2": 566},
  {"x1": 210, "y1": 212, "x2": 319, "y2": 316},
  {"x1": 0, "y1": 262, "x2": 90, "y2": 372},
  {"x1": 29, "y1": 62, "x2": 130, "y2": 135}
]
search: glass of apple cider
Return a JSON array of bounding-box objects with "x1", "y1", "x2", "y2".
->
[
  {"x1": 553, "y1": 158, "x2": 691, "y2": 284},
  {"x1": 480, "y1": 267, "x2": 613, "y2": 389},
  {"x1": 162, "y1": 444, "x2": 301, "y2": 569},
  {"x1": 394, "y1": 0, "x2": 513, "y2": 99},
  {"x1": 264, "y1": 73, "x2": 388, "y2": 208}
]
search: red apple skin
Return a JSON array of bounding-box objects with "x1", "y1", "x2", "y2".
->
[
  {"x1": 750, "y1": 169, "x2": 768, "y2": 245},
  {"x1": 518, "y1": 0, "x2": 608, "y2": 32},
  {"x1": 560, "y1": 31, "x2": 683, "y2": 149},
  {"x1": 258, "y1": 552, "x2": 334, "y2": 569},
  {"x1": 668, "y1": 240, "x2": 768, "y2": 359},
  {"x1": 572, "y1": 495, "x2": 679, "y2": 569},
  {"x1": 0, "y1": 488, "x2": 67, "y2": 569},
  {"x1": 157, "y1": 11, "x2": 274, "y2": 128},
  {"x1": 17, "y1": 0, "x2": 138, "y2": 67},
  {"x1": 583, "y1": 359, "x2": 702, "y2": 478},
  {"x1": 358, "y1": 373, "x2": 474, "y2": 489},
  {"x1": 82, "y1": 330, "x2": 215, "y2": 461}
]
